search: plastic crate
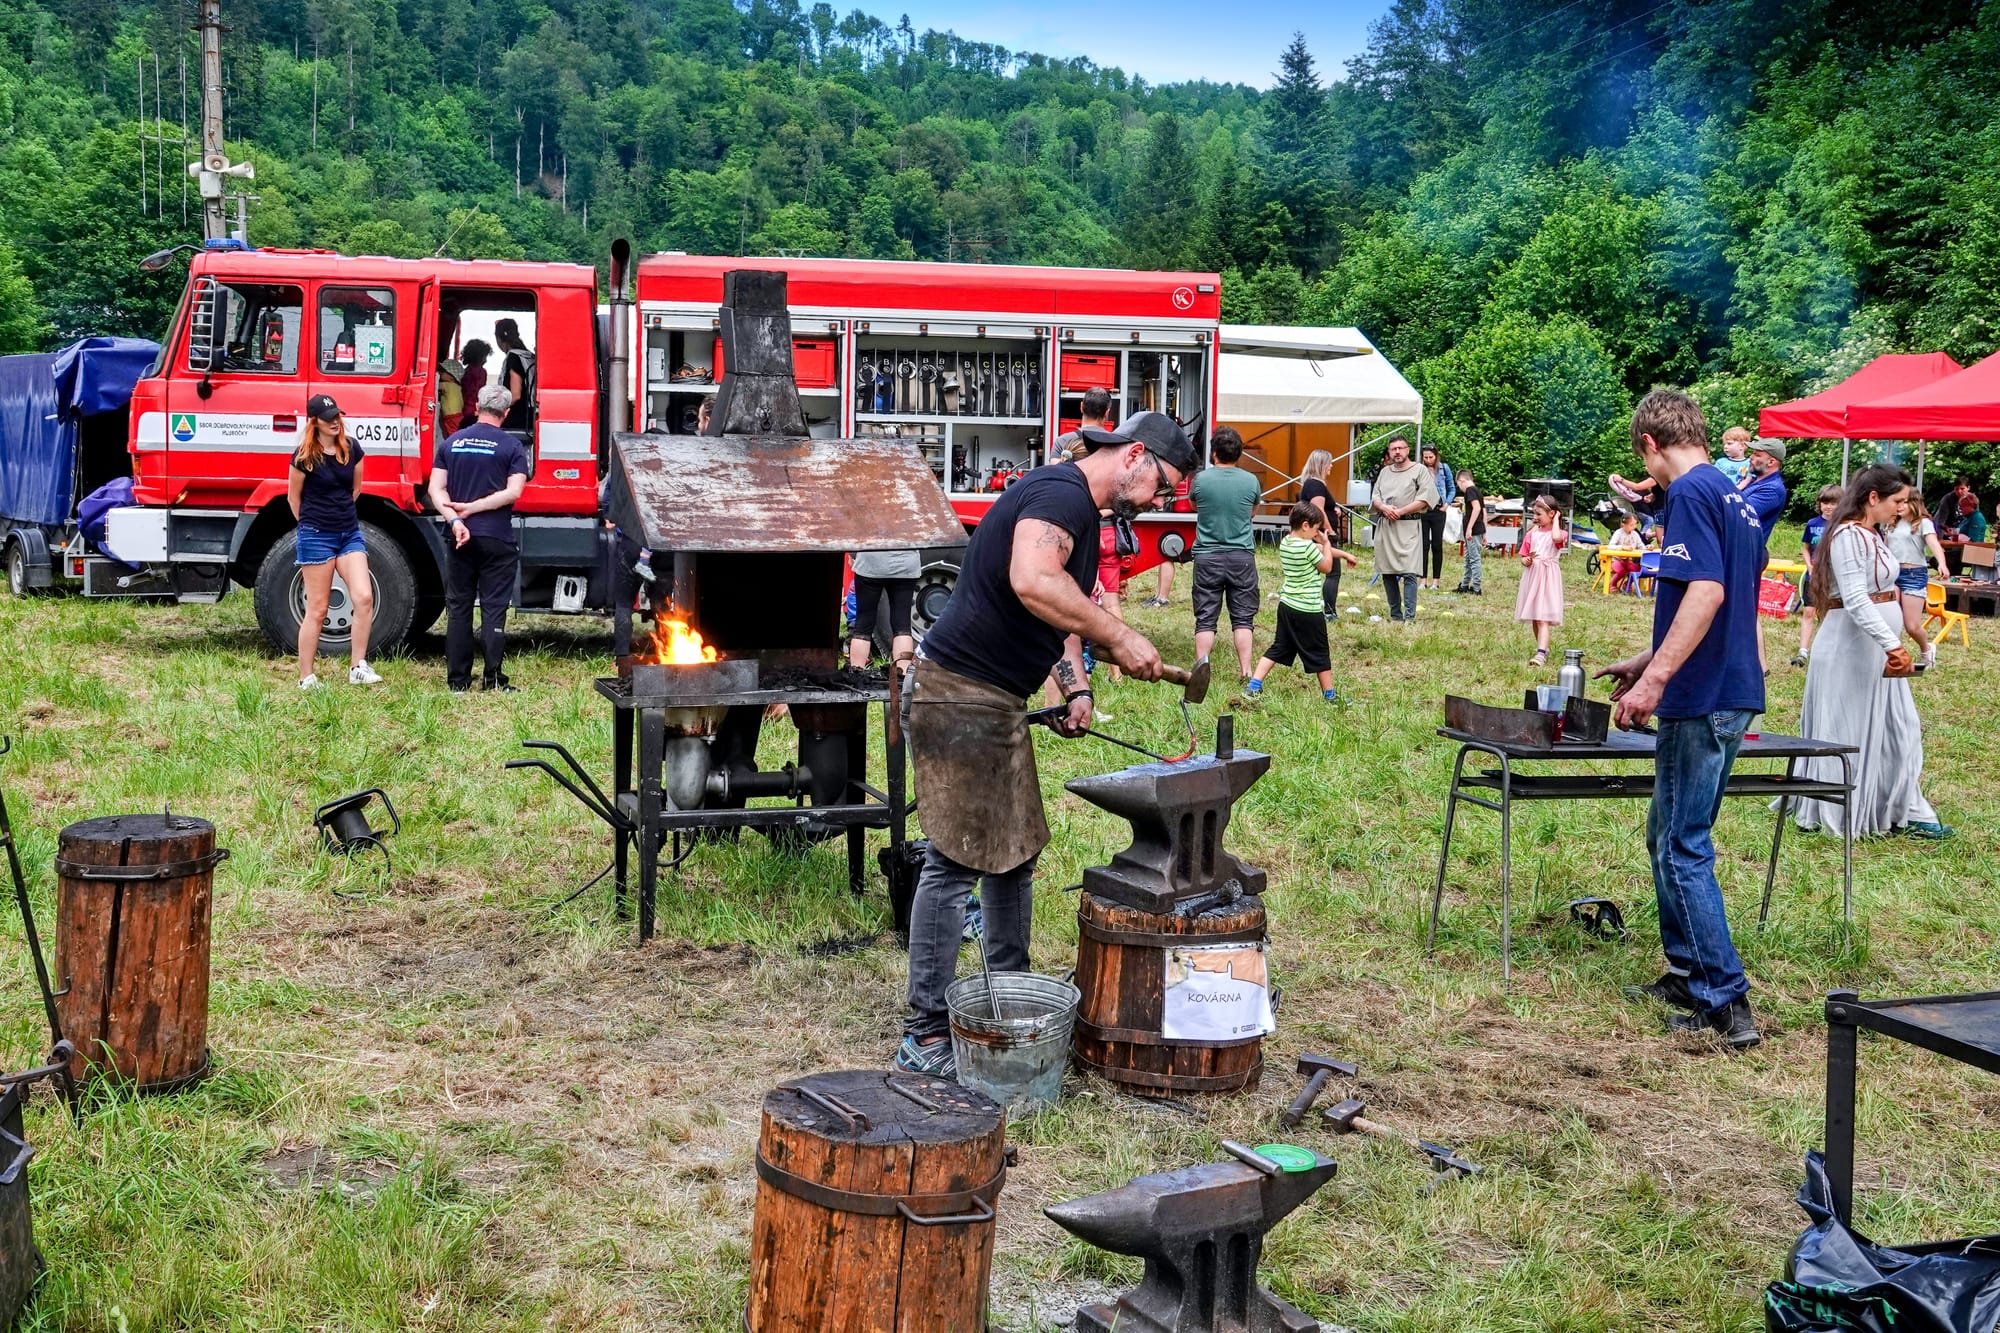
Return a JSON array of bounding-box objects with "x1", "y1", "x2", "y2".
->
[
  {"x1": 1060, "y1": 352, "x2": 1118, "y2": 392},
  {"x1": 793, "y1": 338, "x2": 837, "y2": 388}
]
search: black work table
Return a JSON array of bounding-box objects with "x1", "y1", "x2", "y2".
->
[
  {"x1": 1823, "y1": 989, "x2": 2000, "y2": 1226},
  {"x1": 1428, "y1": 726, "x2": 1859, "y2": 978}
]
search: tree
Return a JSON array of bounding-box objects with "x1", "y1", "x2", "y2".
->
[
  {"x1": 1121, "y1": 112, "x2": 1196, "y2": 270},
  {"x1": 0, "y1": 241, "x2": 49, "y2": 354}
]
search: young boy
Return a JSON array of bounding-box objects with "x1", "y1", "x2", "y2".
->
[
  {"x1": 1790, "y1": 484, "x2": 1842, "y2": 666},
  {"x1": 1716, "y1": 426, "x2": 1753, "y2": 487},
  {"x1": 1246, "y1": 504, "x2": 1354, "y2": 702},
  {"x1": 1453, "y1": 469, "x2": 1485, "y2": 594}
]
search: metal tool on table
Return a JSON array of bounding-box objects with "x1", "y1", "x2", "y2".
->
[
  {"x1": 1045, "y1": 1139, "x2": 1338, "y2": 1333},
  {"x1": 1322, "y1": 1098, "x2": 1480, "y2": 1177},
  {"x1": 1279, "y1": 1053, "x2": 1358, "y2": 1129}
]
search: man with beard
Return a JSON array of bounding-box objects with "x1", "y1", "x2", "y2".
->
[
  {"x1": 1370, "y1": 435, "x2": 1438, "y2": 622},
  {"x1": 896, "y1": 411, "x2": 1195, "y2": 1077}
]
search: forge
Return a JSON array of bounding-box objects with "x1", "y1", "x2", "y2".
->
[{"x1": 512, "y1": 270, "x2": 966, "y2": 941}]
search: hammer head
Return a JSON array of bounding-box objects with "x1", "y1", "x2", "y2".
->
[
  {"x1": 1183, "y1": 656, "x2": 1211, "y2": 704},
  {"x1": 1296, "y1": 1053, "x2": 1358, "y2": 1080},
  {"x1": 1323, "y1": 1098, "x2": 1365, "y2": 1131}
]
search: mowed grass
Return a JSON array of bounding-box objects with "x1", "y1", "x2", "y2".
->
[{"x1": 0, "y1": 529, "x2": 1995, "y2": 1332}]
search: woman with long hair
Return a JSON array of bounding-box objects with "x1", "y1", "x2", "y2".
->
[
  {"x1": 1297, "y1": 449, "x2": 1348, "y2": 616},
  {"x1": 1418, "y1": 443, "x2": 1450, "y2": 590},
  {"x1": 1791, "y1": 463, "x2": 1950, "y2": 839},
  {"x1": 1884, "y1": 491, "x2": 1948, "y2": 669},
  {"x1": 288, "y1": 394, "x2": 381, "y2": 689}
]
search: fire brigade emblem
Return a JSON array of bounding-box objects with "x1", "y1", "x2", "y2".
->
[
  {"x1": 1171, "y1": 286, "x2": 1195, "y2": 310},
  {"x1": 170, "y1": 413, "x2": 197, "y2": 443}
]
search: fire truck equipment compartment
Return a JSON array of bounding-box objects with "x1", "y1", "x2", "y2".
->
[
  {"x1": 792, "y1": 339, "x2": 838, "y2": 389},
  {"x1": 603, "y1": 432, "x2": 967, "y2": 556}
]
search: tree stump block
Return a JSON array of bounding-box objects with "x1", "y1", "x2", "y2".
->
[
  {"x1": 1072, "y1": 890, "x2": 1266, "y2": 1097},
  {"x1": 747, "y1": 1070, "x2": 1006, "y2": 1332},
  {"x1": 54, "y1": 813, "x2": 224, "y2": 1091}
]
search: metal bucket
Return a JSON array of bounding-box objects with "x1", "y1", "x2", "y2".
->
[{"x1": 946, "y1": 972, "x2": 1080, "y2": 1113}]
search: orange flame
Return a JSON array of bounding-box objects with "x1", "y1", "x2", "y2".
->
[{"x1": 638, "y1": 617, "x2": 718, "y2": 665}]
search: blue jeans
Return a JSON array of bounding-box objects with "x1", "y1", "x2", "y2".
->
[
  {"x1": 1649, "y1": 710, "x2": 1755, "y2": 1015},
  {"x1": 1384, "y1": 573, "x2": 1418, "y2": 621},
  {"x1": 904, "y1": 843, "x2": 1036, "y2": 1041}
]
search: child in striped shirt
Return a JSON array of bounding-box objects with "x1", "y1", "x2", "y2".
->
[{"x1": 1246, "y1": 503, "x2": 1354, "y2": 702}]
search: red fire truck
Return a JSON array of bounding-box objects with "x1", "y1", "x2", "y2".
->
[{"x1": 77, "y1": 247, "x2": 1221, "y2": 653}]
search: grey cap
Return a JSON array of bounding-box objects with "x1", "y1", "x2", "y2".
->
[{"x1": 1751, "y1": 437, "x2": 1786, "y2": 462}]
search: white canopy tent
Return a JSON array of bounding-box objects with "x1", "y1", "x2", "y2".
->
[{"x1": 1218, "y1": 325, "x2": 1423, "y2": 425}]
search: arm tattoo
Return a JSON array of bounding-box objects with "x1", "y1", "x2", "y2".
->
[
  {"x1": 1033, "y1": 525, "x2": 1075, "y2": 558},
  {"x1": 1054, "y1": 660, "x2": 1080, "y2": 692}
]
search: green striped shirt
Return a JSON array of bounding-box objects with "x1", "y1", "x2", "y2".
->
[{"x1": 1279, "y1": 535, "x2": 1328, "y2": 613}]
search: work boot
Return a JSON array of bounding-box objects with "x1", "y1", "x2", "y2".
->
[
  {"x1": 1667, "y1": 997, "x2": 1761, "y2": 1050},
  {"x1": 1622, "y1": 971, "x2": 1699, "y2": 1013}
]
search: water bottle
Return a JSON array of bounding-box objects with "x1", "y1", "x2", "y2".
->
[{"x1": 1557, "y1": 649, "x2": 1586, "y2": 699}]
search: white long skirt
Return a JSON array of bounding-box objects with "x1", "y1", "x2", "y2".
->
[{"x1": 1792, "y1": 601, "x2": 1936, "y2": 836}]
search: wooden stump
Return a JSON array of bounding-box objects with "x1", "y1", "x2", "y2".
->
[
  {"x1": 747, "y1": 1070, "x2": 1006, "y2": 1332},
  {"x1": 1072, "y1": 890, "x2": 1266, "y2": 1097},
  {"x1": 54, "y1": 814, "x2": 224, "y2": 1091}
]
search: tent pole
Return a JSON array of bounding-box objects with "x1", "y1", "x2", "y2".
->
[
  {"x1": 1840, "y1": 438, "x2": 1850, "y2": 486},
  {"x1": 1915, "y1": 440, "x2": 1926, "y2": 495}
]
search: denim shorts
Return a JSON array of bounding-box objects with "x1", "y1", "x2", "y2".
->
[
  {"x1": 1895, "y1": 565, "x2": 1929, "y2": 595},
  {"x1": 295, "y1": 524, "x2": 366, "y2": 566}
]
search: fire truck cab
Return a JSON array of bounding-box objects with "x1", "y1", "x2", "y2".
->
[
  {"x1": 121, "y1": 249, "x2": 605, "y2": 651},
  {"x1": 633, "y1": 255, "x2": 1222, "y2": 628}
]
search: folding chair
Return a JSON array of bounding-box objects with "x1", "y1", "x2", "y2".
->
[{"x1": 1923, "y1": 581, "x2": 1971, "y2": 648}]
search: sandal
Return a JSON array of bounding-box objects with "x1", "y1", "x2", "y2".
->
[{"x1": 1529, "y1": 650, "x2": 1549, "y2": 667}]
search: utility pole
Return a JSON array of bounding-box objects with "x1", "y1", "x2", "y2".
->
[{"x1": 192, "y1": 0, "x2": 252, "y2": 242}]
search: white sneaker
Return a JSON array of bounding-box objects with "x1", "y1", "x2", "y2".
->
[
  {"x1": 1921, "y1": 646, "x2": 1936, "y2": 670},
  {"x1": 348, "y1": 661, "x2": 383, "y2": 685},
  {"x1": 298, "y1": 674, "x2": 321, "y2": 690}
]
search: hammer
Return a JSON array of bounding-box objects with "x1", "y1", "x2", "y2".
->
[
  {"x1": 1322, "y1": 1098, "x2": 1481, "y2": 1177},
  {"x1": 1279, "y1": 1053, "x2": 1357, "y2": 1129}
]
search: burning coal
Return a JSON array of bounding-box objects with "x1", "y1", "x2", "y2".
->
[{"x1": 635, "y1": 616, "x2": 718, "y2": 665}]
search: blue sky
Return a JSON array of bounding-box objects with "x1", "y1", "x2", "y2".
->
[{"x1": 882, "y1": 0, "x2": 1395, "y2": 89}]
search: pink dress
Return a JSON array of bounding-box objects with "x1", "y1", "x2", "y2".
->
[{"x1": 1515, "y1": 526, "x2": 1565, "y2": 624}]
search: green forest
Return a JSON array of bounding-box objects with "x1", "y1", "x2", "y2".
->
[{"x1": 4, "y1": 0, "x2": 1999, "y2": 499}]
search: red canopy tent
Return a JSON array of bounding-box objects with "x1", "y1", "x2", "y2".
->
[
  {"x1": 1761, "y1": 351, "x2": 1966, "y2": 487},
  {"x1": 1760, "y1": 352, "x2": 1964, "y2": 438},
  {"x1": 1845, "y1": 347, "x2": 2000, "y2": 440}
]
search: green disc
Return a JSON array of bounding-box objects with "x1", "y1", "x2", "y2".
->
[{"x1": 1253, "y1": 1143, "x2": 1318, "y2": 1172}]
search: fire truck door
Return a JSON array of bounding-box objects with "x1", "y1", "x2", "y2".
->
[
  {"x1": 310, "y1": 280, "x2": 418, "y2": 484},
  {"x1": 164, "y1": 274, "x2": 309, "y2": 490},
  {"x1": 408, "y1": 279, "x2": 439, "y2": 487}
]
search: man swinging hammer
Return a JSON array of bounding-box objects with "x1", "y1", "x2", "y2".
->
[{"x1": 896, "y1": 412, "x2": 1200, "y2": 1077}]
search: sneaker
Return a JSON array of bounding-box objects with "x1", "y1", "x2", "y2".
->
[
  {"x1": 634, "y1": 550, "x2": 656, "y2": 582},
  {"x1": 481, "y1": 675, "x2": 517, "y2": 693},
  {"x1": 348, "y1": 661, "x2": 383, "y2": 686},
  {"x1": 1667, "y1": 997, "x2": 1761, "y2": 1050},
  {"x1": 1622, "y1": 971, "x2": 1699, "y2": 1013},
  {"x1": 894, "y1": 1034, "x2": 958, "y2": 1079},
  {"x1": 1902, "y1": 820, "x2": 1956, "y2": 841},
  {"x1": 1789, "y1": 652, "x2": 1808, "y2": 667},
  {"x1": 1243, "y1": 678, "x2": 1263, "y2": 695},
  {"x1": 1322, "y1": 688, "x2": 1339, "y2": 704},
  {"x1": 298, "y1": 674, "x2": 321, "y2": 691},
  {"x1": 448, "y1": 681, "x2": 472, "y2": 694},
  {"x1": 1922, "y1": 646, "x2": 1936, "y2": 669},
  {"x1": 962, "y1": 897, "x2": 984, "y2": 941}
]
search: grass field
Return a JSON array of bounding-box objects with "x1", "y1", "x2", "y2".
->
[{"x1": 0, "y1": 532, "x2": 1994, "y2": 1332}]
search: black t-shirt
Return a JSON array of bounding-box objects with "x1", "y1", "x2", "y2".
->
[
  {"x1": 500, "y1": 350, "x2": 534, "y2": 428},
  {"x1": 923, "y1": 463, "x2": 1099, "y2": 698},
  {"x1": 1300, "y1": 477, "x2": 1332, "y2": 515},
  {"x1": 439, "y1": 422, "x2": 531, "y2": 544},
  {"x1": 293, "y1": 438, "x2": 364, "y2": 532},
  {"x1": 1459, "y1": 485, "x2": 1485, "y2": 536}
]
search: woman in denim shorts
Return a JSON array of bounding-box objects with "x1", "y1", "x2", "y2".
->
[
  {"x1": 1883, "y1": 492, "x2": 1947, "y2": 669},
  {"x1": 288, "y1": 394, "x2": 382, "y2": 688}
]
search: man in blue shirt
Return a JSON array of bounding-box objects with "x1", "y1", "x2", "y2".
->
[
  {"x1": 429, "y1": 385, "x2": 532, "y2": 692},
  {"x1": 1598, "y1": 390, "x2": 1766, "y2": 1050},
  {"x1": 1738, "y1": 437, "x2": 1790, "y2": 674}
]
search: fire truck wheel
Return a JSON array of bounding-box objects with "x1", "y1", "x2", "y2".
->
[{"x1": 253, "y1": 522, "x2": 417, "y2": 657}]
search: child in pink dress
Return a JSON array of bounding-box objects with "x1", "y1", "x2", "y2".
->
[{"x1": 1516, "y1": 495, "x2": 1567, "y2": 666}]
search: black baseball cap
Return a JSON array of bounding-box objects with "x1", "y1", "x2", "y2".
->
[
  {"x1": 1076, "y1": 410, "x2": 1199, "y2": 477},
  {"x1": 306, "y1": 394, "x2": 342, "y2": 422}
]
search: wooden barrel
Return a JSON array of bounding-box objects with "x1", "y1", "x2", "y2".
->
[
  {"x1": 747, "y1": 1070, "x2": 1006, "y2": 1332},
  {"x1": 55, "y1": 814, "x2": 225, "y2": 1091},
  {"x1": 1072, "y1": 890, "x2": 1266, "y2": 1097}
]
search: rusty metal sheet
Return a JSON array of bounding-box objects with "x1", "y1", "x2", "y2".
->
[
  {"x1": 1442, "y1": 695, "x2": 1556, "y2": 748},
  {"x1": 606, "y1": 431, "x2": 968, "y2": 554}
]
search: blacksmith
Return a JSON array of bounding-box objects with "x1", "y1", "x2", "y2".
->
[{"x1": 897, "y1": 411, "x2": 1198, "y2": 1077}]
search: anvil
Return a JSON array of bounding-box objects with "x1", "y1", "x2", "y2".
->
[
  {"x1": 1065, "y1": 750, "x2": 1271, "y2": 912},
  {"x1": 1045, "y1": 1143, "x2": 1337, "y2": 1333}
]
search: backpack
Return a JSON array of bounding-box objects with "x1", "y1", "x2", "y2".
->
[{"x1": 503, "y1": 349, "x2": 537, "y2": 422}]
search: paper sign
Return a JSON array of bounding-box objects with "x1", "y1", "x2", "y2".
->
[{"x1": 1161, "y1": 942, "x2": 1276, "y2": 1042}]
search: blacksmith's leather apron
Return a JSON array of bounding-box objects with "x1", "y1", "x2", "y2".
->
[{"x1": 906, "y1": 658, "x2": 1047, "y2": 874}]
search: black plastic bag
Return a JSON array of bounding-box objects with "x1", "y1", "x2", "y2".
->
[{"x1": 1766, "y1": 1152, "x2": 2000, "y2": 1333}]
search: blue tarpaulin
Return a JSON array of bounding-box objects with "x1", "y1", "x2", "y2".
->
[{"x1": 0, "y1": 336, "x2": 158, "y2": 526}]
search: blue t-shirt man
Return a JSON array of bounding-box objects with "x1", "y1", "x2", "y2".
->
[
  {"x1": 1653, "y1": 463, "x2": 1766, "y2": 719},
  {"x1": 1739, "y1": 465, "x2": 1789, "y2": 561},
  {"x1": 438, "y1": 422, "x2": 531, "y2": 542}
]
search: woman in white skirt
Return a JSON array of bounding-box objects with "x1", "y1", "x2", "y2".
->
[{"x1": 1792, "y1": 463, "x2": 1953, "y2": 839}]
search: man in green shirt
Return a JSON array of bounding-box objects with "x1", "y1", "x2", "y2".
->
[{"x1": 1191, "y1": 427, "x2": 1262, "y2": 677}]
